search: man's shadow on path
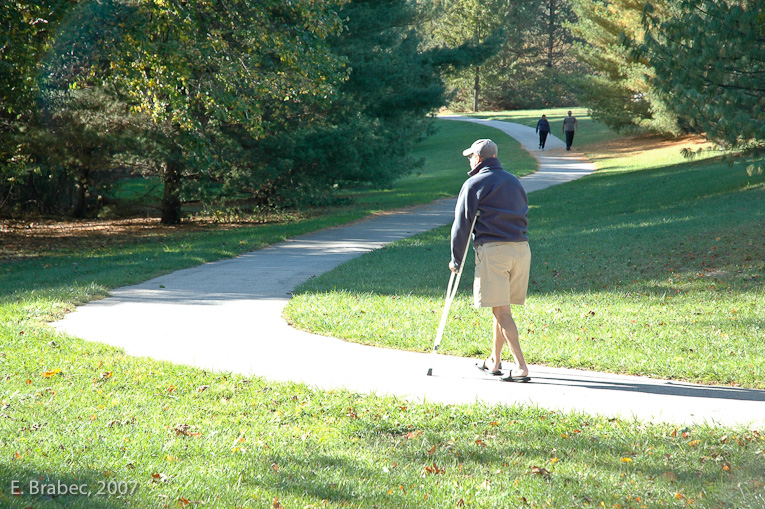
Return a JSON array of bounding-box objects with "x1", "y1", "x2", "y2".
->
[{"x1": 526, "y1": 374, "x2": 765, "y2": 402}]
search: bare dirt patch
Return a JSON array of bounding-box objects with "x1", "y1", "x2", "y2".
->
[
  {"x1": 586, "y1": 133, "x2": 714, "y2": 163},
  {"x1": 0, "y1": 217, "x2": 245, "y2": 261}
]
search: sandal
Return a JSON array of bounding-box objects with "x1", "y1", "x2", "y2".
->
[{"x1": 476, "y1": 362, "x2": 502, "y2": 376}]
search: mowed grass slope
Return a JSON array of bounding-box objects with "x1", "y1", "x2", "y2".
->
[
  {"x1": 1, "y1": 115, "x2": 763, "y2": 508},
  {"x1": 286, "y1": 117, "x2": 765, "y2": 388}
]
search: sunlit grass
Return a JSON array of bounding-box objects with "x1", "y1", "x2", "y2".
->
[
  {"x1": 348, "y1": 118, "x2": 537, "y2": 210},
  {"x1": 286, "y1": 122, "x2": 765, "y2": 388},
  {"x1": 2, "y1": 318, "x2": 764, "y2": 508}
]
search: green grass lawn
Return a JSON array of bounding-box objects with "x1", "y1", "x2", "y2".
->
[
  {"x1": 2, "y1": 113, "x2": 764, "y2": 508},
  {"x1": 286, "y1": 118, "x2": 764, "y2": 389},
  {"x1": 348, "y1": 118, "x2": 537, "y2": 210}
]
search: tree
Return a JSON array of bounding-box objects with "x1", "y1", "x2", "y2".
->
[
  {"x1": 0, "y1": 0, "x2": 80, "y2": 214},
  {"x1": 155, "y1": 0, "x2": 471, "y2": 211},
  {"x1": 642, "y1": 0, "x2": 765, "y2": 149},
  {"x1": 237, "y1": 0, "x2": 497, "y2": 207},
  {"x1": 496, "y1": 0, "x2": 583, "y2": 108},
  {"x1": 47, "y1": 0, "x2": 347, "y2": 223},
  {"x1": 292, "y1": 0, "x2": 459, "y2": 189},
  {"x1": 425, "y1": 0, "x2": 518, "y2": 112},
  {"x1": 425, "y1": 0, "x2": 582, "y2": 111},
  {"x1": 571, "y1": 0, "x2": 684, "y2": 135}
]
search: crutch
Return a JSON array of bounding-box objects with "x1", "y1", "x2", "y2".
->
[{"x1": 426, "y1": 210, "x2": 479, "y2": 376}]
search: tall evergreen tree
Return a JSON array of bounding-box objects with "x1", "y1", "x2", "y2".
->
[
  {"x1": 500, "y1": 0, "x2": 583, "y2": 108},
  {"x1": 292, "y1": 0, "x2": 457, "y2": 188},
  {"x1": 240, "y1": 0, "x2": 494, "y2": 207},
  {"x1": 642, "y1": 0, "x2": 764, "y2": 149},
  {"x1": 0, "y1": 0, "x2": 79, "y2": 214},
  {"x1": 571, "y1": 0, "x2": 684, "y2": 135}
]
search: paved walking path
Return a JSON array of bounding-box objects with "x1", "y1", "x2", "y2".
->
[{"x1": 54, "y1": 117, "x2": 765, "y2": 429}]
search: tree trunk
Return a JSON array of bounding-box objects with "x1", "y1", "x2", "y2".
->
[
  {"x1": 71, "y1": 169, "x2": 89, "y2": 218},
  {"x1": 71, "y1": 149, "x2": 92, "y2": 218},
  {"x1": 547, "y1": 0, "x2": 556, "y2": 68},
  {"x1": 473, "y1": 66, "x2": 480, "y2": 112},
  {"x1": 161, "y1": 159, "x2": 182, "y2": 224}
]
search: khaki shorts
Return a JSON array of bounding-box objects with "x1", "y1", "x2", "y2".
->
[{"x1": 473, "y1": 241, "x2": 531, "y2": 308}]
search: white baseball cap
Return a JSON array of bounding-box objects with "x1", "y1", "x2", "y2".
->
[{"x1": 462, "y1": 139, "x2": 498, "y2": 158}]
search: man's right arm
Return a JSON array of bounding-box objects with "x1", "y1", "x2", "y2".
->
[{"x1": 450, "y1": 183, "x2": 477, "y2": 271}]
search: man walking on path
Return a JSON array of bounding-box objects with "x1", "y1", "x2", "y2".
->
[
  {"x1": 450, "y1": 139, "x2": 531, "y2": 382},
  {"x1": 562, "y1": 110, "x2": 578, "y2": 151},
  {"x1": 536, "y1": 114, "x2": 550, "y2": 150}
]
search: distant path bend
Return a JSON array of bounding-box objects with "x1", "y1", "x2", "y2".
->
[
  {"x1": 53, "y1": 118, "x2": 765, "y2": 428},
  {"x1": 438, "y1": 115, "x2": 594, "y2": 192}
]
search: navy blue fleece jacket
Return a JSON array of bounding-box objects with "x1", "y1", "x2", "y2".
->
[{"x1": 450, "y1": 157, "x2": 528, "y2": 269}]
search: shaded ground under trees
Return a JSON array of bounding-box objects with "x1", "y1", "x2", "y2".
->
[{"x1": 1, "y1": 133, "x2": 712, "y2": 261}]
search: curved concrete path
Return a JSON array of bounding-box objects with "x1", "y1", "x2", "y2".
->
[{"x1": 54, "y1": 118, "x2": 765, "y2": 429}]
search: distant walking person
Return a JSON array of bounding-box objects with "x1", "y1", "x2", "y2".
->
[
  {"x1": 535, "y1": 114, "x2": 550, "y2": 150},
  {"x1": 562, "y1": 110, "x2": 578, "y2": 151}
]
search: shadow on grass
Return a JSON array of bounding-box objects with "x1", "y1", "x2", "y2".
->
[{"x1": 1, "y1": 464, "x2": 140, "y2": 507}]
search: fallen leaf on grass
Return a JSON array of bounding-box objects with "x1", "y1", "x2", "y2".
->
[
  {"x1": 424, "y1": 462, "x2": 445, "y2": 474},
  {"x1": 273, "y1": 497, "x2": 283, "y2": 508},
  {"x1": 620, "y1": 457, "x2": 633, "y2": 463},
  {"x1": 42, "y1": 368, "x2": 61, "y2": 378},
  {"x1": 530, "y1": 465, "x2": 551, "y2": 479},
  {"x1": 173, "y1": 423, "x2": 201, "y2": 437},
  {"x1": 427, "y1": 445, "x2": 436, "y2": 455}
]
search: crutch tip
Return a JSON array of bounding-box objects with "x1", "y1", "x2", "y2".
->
[{"x1": 426, "y1": 368, "x2": 433, "y2": 376}]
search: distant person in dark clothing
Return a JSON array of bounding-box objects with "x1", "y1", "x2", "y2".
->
[
  {"x1": 535, "y1": 114, "x2": 550, "y2": 150},
  {"x1": 562, "y1": 110, "x2": 578, "y2": 151}
]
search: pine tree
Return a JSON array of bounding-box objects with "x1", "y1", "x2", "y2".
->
[
  {"x1": 642, "y1": 0, "x2": 764, "y2": 149},
  {"x1": 571, "y1": 0, "x2": 684, "y2": 135}
]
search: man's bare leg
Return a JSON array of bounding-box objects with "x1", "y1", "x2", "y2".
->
[
  {"x1": 493, "y1": 305, "x2": 528, "y2": 377},
  {"x1": 485, "y1": 318, "x2": 504, "y2": 372}
]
